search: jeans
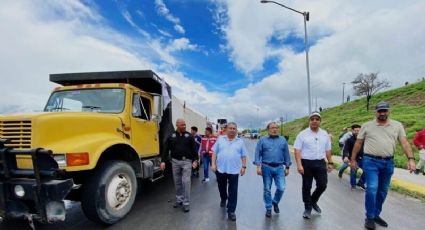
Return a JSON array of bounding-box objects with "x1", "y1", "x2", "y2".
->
[
  {"x1": 216, "y1": 171, "x2": 239, "y2": 213},
  {"x1": 203, "y1": 155, "x2": 211, "y2": 179},
  {"x1": 171, "y1": 158, "x2": 193, "y2": 205},
  {"x1": 350, "y1": 159, "x2": 366, "y2": 187},
  {"x1": 363, "y1": 155, "x2": 394, "y2": 219},
  {"x1": 339, "y1": 162, "x2": 350, "y2": 175},
  {"x1": 262, "y1": 164, "x2": 285, "y2": 210},
  {"x1": 301, "y1": 159, "x2": 328, "y2": 209}
]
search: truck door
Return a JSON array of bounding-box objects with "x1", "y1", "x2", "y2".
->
[{"x1": 130, "y1": 93, "x2": 159, "y2": 157}]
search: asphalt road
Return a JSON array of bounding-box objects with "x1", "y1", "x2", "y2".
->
[{"x1": 1, "y1": 139, "x2": 425, "y2": 230}]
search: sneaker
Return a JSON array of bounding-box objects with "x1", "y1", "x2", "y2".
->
[
  {"x1": 414, "y1": 169, "x2": 420, "y2": 175},
  {"x1": 173, "y1": 201, "x2": 182, "y2": 208},
  {"x1": 312, "y1": 203, "x2": 321, "y2": 214},
  {"x1": 202, "y1": 178, "x2": 210, "y2": 183},
  {"x1": 220, "y1": 200, "x2": 226, "y2": 207},
  {"x1": 374, "y1": 216, "x2": 388, "y2": 227},
  {"x1": 228, "y1": 212, "x2": 236, "y2": 221},
  {"x1": 272, "y1": 202, "x2": 280, "y2": 213},
  {"x1": 351, "y1": 186, "x2": 356, "y2": 191},
  {"x1": 265, "y1": 209, "x2": 272, "y2": 218},
  {"x1": 357, "y1": 183, "x2": 366, "y2": 190},
  {"x1": 338, "y1": 172, "x2": 343, "y2": 179},
  {"x1": 365, "y1": 218, "x2": 376, "y2": 230},
  {"x1": 183, "y1": 204, "x2": 190, "y2": 212},
  {"x1": 302, "y1": 208, "x2": 312, "y2": 219}
]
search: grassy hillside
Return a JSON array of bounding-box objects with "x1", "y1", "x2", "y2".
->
[{"x1": 281, "y1": 80, "x2": 425, "y2": 169}]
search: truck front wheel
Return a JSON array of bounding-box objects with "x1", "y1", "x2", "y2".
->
[{"x1": 81, "y1": 160, "x2": 137, "y2": 224}]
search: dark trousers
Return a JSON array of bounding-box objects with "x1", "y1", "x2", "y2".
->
[
  {"x1": 301, "y1": 159, "x2": 328, "y2": 209},
  {"x1": 216, "y1": 171, "x2": 239, "y2": 213}
]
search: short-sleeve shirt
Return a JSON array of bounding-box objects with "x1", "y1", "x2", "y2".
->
[
  {"x1": 212, "y1": 136, "x2": 248, "y2": 174},
  {"x1": 294, "y1": 128, "x2": 332, "y2": 160},
  {"x1": 357, "y1": 119, "x2": 406, "y2": 157}
]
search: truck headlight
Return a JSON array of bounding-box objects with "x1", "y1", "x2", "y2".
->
[
  {"x1": 54, "y1": 154, "x2": 67, "y2": 167},
  {"x1": 14, "y1": 185, "x2": 25, "y2": 198}
]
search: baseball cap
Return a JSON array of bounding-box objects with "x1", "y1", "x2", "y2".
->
[
  {"x1": 309, "y1": 111, "x2": 321, "y2": 119},
  {"x1": 375, "y1": 101, "x2": 390, "y2": 111}
]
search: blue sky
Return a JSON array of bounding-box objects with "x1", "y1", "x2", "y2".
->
[{"x1": 1, "y1": 0, "x2": 425, "y2": 128}]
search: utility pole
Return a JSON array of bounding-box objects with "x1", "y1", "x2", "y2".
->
[{"x1": 342, "y1": 82, "x2": 346, "y2": 104}]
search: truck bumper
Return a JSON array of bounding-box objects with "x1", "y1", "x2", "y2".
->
[{"x1": 0, "y1": 178, "x2": 73, "y2": 222}]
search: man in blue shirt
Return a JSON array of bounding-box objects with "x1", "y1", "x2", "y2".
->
[
  {"x1": 211, "y1": 122, "x2": 247, "y2": 221},
  {"x1": 254, "y1": 122, "x2": 292, "y2": 218}
]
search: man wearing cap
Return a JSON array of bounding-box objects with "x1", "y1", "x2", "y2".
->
[
  {"x1": 350, "y1": 101, "x2": 415, "y2": 230},
  {"x1": 294, "y1": 111, "x2": 333, "y2": 219}
]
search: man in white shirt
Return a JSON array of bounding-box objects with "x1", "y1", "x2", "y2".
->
[{"x1": 294, "y1": 111, "x2": 334, "y2": 219}]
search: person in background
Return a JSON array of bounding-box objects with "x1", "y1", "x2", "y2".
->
[
  {"x1": 413, "y1": 128, "x2": 425, "y2": 175},
  {"x1": 191, "y1": 126, "x2": 202, "y2": 178},
  {"x1": 338, "y1": 127, "x2": 352, "y2": 179},
  {"x1": 343, "y1": 124, "x2": 365, "y2": 190},
  {"x1": 200, "y1": 127, "x2": 217, "y2": 182}
]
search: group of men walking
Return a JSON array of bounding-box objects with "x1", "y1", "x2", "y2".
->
[{"x1": 160, "y1": 101, "x2": 418, "y2": 230}]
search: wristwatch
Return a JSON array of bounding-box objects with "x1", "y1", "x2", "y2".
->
[
  {"x1": 407, "y1": 157, "x2": 415, "y2": 160},
  {"x1": 242, "y1": 166, "x2": 247, "y2": 169},
  {"x1": 328, "y1": 162, "x2": 334, "y2": 165}
]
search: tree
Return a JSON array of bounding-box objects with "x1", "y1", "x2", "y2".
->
[{"x1": 351, "y1": 72, "x2": 391, "y2": 111}]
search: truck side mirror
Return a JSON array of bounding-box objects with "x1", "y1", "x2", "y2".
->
[{"x1": 152, "y1": 95, "x2": 163, "y2": 123}]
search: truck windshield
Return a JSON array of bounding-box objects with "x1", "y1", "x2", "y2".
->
[{"x1": 44, "y1": 88, "x2": 125, "y2": 113}]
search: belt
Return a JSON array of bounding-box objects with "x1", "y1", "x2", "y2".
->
[
  {"x1": 262, "y1": 162, "x2": 282, "y2": 167},
  {"x1": 364, "y1": 154, "x2": 393, "y2": 160},
  {"x1": 172, "y1": 156, "x2": 190, "y2": 160}
]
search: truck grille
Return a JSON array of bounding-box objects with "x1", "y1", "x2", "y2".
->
[{"x1": 0, "y1": 120, "x2": 32, "y2": 149}]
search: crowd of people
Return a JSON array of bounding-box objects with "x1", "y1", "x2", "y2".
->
[{"x1": 160, "y1": 101, "x2": 422, "y2": 230}]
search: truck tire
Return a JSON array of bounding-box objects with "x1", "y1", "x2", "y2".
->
[{"x1": 81, "y1": 160, "x2": 137, "y2": 224}]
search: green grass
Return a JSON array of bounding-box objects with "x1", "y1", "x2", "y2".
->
[{"x1": 281, "y1": 80, "x2": 425, "y2": 169}]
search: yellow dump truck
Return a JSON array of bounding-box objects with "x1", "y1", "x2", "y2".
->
[{"x1": 0, "y1": 70, "x2": 205, "y2": 225}]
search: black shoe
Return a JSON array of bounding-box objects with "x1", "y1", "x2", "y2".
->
[
  {"x1": 272, "y1": 202, "x2": 280, "y2": 213},
  {"x1": 357, "y1": 183, "x2": 366, "y2": 190},
  {"x1": 173, "y1": 201, "x2": 182, "y2": 208},
  {"x1": 338, "y1": 172, "x2": 343, "y2": 179},
  {"x1": 183, "y1": 204, "x2": 190, "y2": 212},
  {"x1": 374, "y1": 216, "x2": 388, "y2": 227},
  {"x1": 265, "y1": 209, "x2": 272, "y2": 218},
  {"x1": 365, "y1": 218, "x2": 376, "y2": 230},
  {"x1": 312, "y1": 203, "x2": 322, "y2": 214},
  {"x1": 228, "y1": 212, "x2": 236, "y2": 221},
  {"x1": 220, "y1": 200, "x2": 226, "y2": 207},
  {"x1": 302, "y1": 208, "x2": 311, "y2": 219},
  {"x1": 414, "y1": 169, "x2": 420, "y2": 175}
]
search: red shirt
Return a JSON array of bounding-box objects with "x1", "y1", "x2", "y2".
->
[
  {"x1": 201, "y1": 135, "x2": 217, "y2": 156},
  {"x1": 413, "y1": 129, "x2": 425, "y2": 148}
]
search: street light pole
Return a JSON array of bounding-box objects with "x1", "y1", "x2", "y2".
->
[
  {"x1": 261, "y1": 0, "x2": 312, "y2": 114},
  {"x1": 342, "y1": 82, "x2": 346, "y2": 104}
]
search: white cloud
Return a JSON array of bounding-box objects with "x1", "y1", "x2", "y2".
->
[
  {"x1": 2, "y1": 0, "x2": 425, "y2": 131},
  {"x1": 208, "y1": 0, "x2": 425, "y2": 126},
  {"x1": 0, "y1": 1, "x2": 215, "y2": 119},
  {"x1": 155, "y1": 0, "x2": 186, "y2": 34}
]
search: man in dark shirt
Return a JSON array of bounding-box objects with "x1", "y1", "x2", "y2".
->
[
  {"x1": 160, "y1": 119, "x2": 198, "y2": 212},
  {"x1": 191, "y1": 126, "x2": 202, "y2": 178},
  {"x1": 343, "y1": 124, "x2": 365, "y2": 190}
]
